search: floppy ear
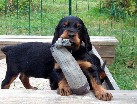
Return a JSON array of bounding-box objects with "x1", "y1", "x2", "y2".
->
[
  {"x1": 52, "y1": 25, "x2": 60, "y2": 45},
  {"x1": 81, "y1": 25, "x2": 92, "y2": 51}
]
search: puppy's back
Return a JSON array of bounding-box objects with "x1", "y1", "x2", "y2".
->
[{"x1": 1, "y1": 42, "x2": 53, "y2": 63}]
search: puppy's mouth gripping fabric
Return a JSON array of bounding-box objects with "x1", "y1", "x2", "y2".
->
[
  {"x1": 51, "y1": 38, "x2": 90, "y2": 95},
  {"x1": 53, "y1": 38, "x2": 72, "y2": 48}
]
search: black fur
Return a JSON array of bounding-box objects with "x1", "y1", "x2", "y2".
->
[
  {"x1": 52, "y1": 16, "x2": 92, "y2": 51},
  {"x1": 51, "y1": 16, "x2": 113, "y2": 101},
  {"x1": 1, "y1": 16, "x2": 108, "y2": 100},
  {"x1": 1, "y1": 16, "x2": 112, "y2": 100},
  {"x1": 1, "y1": 42, "x2": 59, "y2": 90},
  {"x1": 52, "y1": 16, "x2": 105, "y2": 87}
]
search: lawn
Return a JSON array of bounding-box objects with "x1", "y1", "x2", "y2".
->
[{"x1": 0, "y1": 0, "x2": 137, "y2": 89}]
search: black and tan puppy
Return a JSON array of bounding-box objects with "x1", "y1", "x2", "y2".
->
[
  {"x1": 1, "y1": 42, "x2": 59, "y2": 90},
  {"x1": 52, "y1": 16, "x2": 112, "y2": 101}
]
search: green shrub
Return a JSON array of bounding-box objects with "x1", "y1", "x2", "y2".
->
[
  {"x1": 0, "y1": 0, "x2": 42, "y2": 14},
  {"x1": 0, "y1": 0, "x2": 5, "y2": 14},
  {"x1": 102, "y1": 0, "x2": 137, "y2": 19}
]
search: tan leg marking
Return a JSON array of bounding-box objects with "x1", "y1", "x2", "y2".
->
[
  {"x1": 54, "y1": 63, "x2": 72, "y2": 96},
  {"x1": 90, "y1": 77, "x2": 113, "y2": 101},
  {"x1": 19, "y1": 73, "x2": 37, "y2": 90},
  {"x1": 57, "y1": 77, "x2": 72, "y2": 96},
  {"x1": 4, "y1": 75, "x2": 18, "y2": 89}
]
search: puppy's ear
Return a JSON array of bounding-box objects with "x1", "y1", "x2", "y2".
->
[
  {"x1": 81, "y1": 25, "x2": 92, "y2": 51},
  {"x1": 52, "y1": 25, "x2": 60, "y2": 45}
]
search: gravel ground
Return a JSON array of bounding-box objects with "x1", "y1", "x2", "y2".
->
[{"x1": 0, "y1": 58, "x2": 51, "y2": 90}]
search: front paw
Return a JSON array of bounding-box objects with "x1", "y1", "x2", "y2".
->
[
  {"x1": 57, "y1": 86, "x2": 72, "y2": 96},
  {"x1": 95, "y1": 90, "x2": 113, "y2": 101},
  {"x1": 29, "y1": 86, "x2": 38, "y2": 90}
]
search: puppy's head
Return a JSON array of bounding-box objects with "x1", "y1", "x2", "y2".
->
[{"x1": 52, "y1": 16, "x2": 92, "y2": 51}]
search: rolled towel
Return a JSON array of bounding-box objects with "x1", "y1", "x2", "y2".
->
[{"x1": 51, "y1": 38, "x2": 90, "y2": 95}]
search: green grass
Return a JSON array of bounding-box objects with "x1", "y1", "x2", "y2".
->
[
  {"x1": 109, "y1": 63, "x2": 137, "y2": 90},
  {"x1": 0, "y1": 0, "x2": 137, "y2": 90},
  {"x1": 109, "y1": 46, "x2": 137, "y2": 90}
]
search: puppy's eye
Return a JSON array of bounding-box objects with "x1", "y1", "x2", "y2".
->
[
  {"x1": 77, "y1": 25, "x2": 82, "y2": 30},
  {"x1": 62, "y1": 25, "x2": 68, "y2": 28}
]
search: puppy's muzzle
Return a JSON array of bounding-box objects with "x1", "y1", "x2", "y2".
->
[
  {"x1": 68, "y1": 32, "x2": 76, "y2": 38},
  {"x1": 67, "y1": 29, "x2": 77, "y2": 38}
]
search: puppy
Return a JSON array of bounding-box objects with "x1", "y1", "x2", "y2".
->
[
  {"x1": 52, "y1": 15, "x2": 113, "y2": 101},
  {"x1": 1, "y1": 42, "x2": 59, "y2": 90}
]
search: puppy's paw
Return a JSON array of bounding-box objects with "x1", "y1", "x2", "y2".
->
[
  {"x1": 95, "y1": 90, "x2": 113, "y2": 101},
  {"x1": 57, "y1": 86, "x2": 72, "y2": 96},
  {"x1": 30, "y1": 86, "x2": 38, "y2": 90}
]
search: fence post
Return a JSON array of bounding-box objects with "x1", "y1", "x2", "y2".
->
[
  {"x1": 16, "y1": 0, "x2": 19, "y2": 35},
  {"x1": 40, "y1": 0, "x2": 43, "y2": 34},
  {"x1": 69, "y1": 0, "x2": 72, "y2": 15},
  {"x1": 28, "y1": 0, "x2": 31, "y2": 35},
  {"x1": 4, "y1": 0, "x2": 7, "y2": 16}
]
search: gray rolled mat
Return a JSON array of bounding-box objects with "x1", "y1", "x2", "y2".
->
[{"x1": 51, "y1": 41, "x2": 90, "y2": 95}]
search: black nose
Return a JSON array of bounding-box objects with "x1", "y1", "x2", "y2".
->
[{"x1": 68, "y1": 32, "x2": 75, "y2": 38}]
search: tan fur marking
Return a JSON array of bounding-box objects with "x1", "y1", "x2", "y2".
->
[
  {"x1": 19, "y1": 73, "x2": 37, "y2": 89},
  {"x1": 90, "y1": 77, "x2": 113, "y2": 101},
  {"x1": 60, "y1": 31, "x2": 81, "y2": 50},
  {"x1": 4, "y1": 76, "x2": 18, "y2": 89},
  {"x1": 64, "y1": 22, "x2": 69, "y2": 26},
  {"x1": 76, "y1": 23, "x2": 81, "y2": 28},
  {"x1": 77, "y1": 60, "x2": 92, "y2": 70},
  {"x1": 73, "y1": 33, "x2": 80, "y2": 49},
  {"x1": 54, "y1": 63, "x2": 60, "y2": 69},
  {"x1": 60, "y1": 30, "x2": 69, "y2": 39},
  {"x1": 58, "y1": 78, "x2": 68, "y2": 88},
  {"x1": 58, "y1": 77, "x2": 72, "y2": 96},
  {"x1": 90, "y1": 78, "x2": 105, "y2": 91},
  {"x1": 100, "y1": 71, "x2": 106, "y2": 80}
]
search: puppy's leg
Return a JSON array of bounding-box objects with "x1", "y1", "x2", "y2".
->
[
  {"x1": 78, "y1": 60, "x2": 113, "y2": 101},
  {"x1": 90, "y1": 76, "x2": 113, "y2": 101},
  {"x1": 1, "y1": 62, "x2": 19, "y2": 89},
  {"x1": 19, "y1": 73, "x2": 37, "y2": 90},
  {"x1": 49, "y1": 70, "x2": 60, "y2": 90},
  {"x1": 54, "y1": 63, "x2": 72, "y2": 96},
  {"x1": 1, "y1": 73, "x2": 18, "y2": 89}
]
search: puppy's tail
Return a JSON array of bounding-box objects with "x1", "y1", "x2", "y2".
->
[
  {"x1": 1, "y1": 47, "x2": 7, "y2": 52},
  {"x1": 1, "y1": 46, "x2": 11, "y2": 54}
]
